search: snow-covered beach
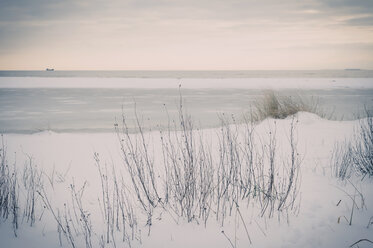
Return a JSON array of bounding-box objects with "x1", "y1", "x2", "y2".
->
[
  {"x1": 1, "y1": 112, "x2": 373, "y2": 248},
  {"x1": 0, "y1": 75, "x2": 373, "y2": 248}
]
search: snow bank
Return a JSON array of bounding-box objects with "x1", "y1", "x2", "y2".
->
[{"x1": 0, "y1": 113, "x2": 372, "y2": 248}]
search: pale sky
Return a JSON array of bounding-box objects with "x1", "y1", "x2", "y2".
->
[{"x1": 0, "y1": 0, "x2": 373, "y2": 70}]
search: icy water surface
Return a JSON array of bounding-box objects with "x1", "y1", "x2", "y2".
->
[{"x1": 0, "y1": 87, "x2": 372, "y2": 133}]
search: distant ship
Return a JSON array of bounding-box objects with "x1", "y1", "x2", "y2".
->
[
  {"x1": 344, "y1": 68, "x2": 361, "y2": 71},
  {"x1": 46, "y1": 68, "x2": 54, "y2": 71}
]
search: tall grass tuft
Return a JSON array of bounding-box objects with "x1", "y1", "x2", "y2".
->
[
  {"x1": 333, "y1": 107, "x2": 373, "y2": 179},
  {"x1": 352, "y1": 109, "x2": 373, "y2": 176},
  {"x1": 117, "y1": 92, "x2": 302, "y2": 229},
  {"x1": 253, "y1": 90, "x2": 321, "y2": 121},
  {"x1": 0, "y1": 134, "x2": 19, "y2": 237}
]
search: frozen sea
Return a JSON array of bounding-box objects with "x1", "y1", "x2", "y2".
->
[{"x1": 0, "y1": 70, "x2": 373, "y2": 133}]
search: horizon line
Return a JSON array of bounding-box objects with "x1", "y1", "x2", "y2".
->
[{"x1": 0, "y1": 69, "x2": 371, "y2": 71}]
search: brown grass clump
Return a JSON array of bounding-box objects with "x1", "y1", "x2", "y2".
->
[{"x1": 252, "y1": 90, "x2": 320, "y2": 121}]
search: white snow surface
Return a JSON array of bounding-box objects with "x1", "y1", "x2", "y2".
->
[{"x1": 0, "y1": 112, "x2": 372, "y2": 248}]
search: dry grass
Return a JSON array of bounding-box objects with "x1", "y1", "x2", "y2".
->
[
  {"x1": 252, "y1": 90, "x2": 321, "y2": 121},
  {"x1": 353, "y1": 109, "x2": 373, "y2": 176},
  {"x1": 333, "y1": 107, "x2": 373, "y2": 179}
]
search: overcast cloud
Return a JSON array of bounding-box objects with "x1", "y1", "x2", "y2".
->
[{"x1": 0, "y1": 0, "x2": 372, "y2": 69}]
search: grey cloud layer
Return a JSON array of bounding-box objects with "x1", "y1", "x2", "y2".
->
[
  {"x1": 0, "y1": 0, "x2": 372, "y2": 68},
  {"x1": 1, "y1": 0, "x2": 372, "y2": 24}
]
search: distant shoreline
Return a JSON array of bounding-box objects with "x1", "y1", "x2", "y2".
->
[{"x1": 1, "y1": 70, "x2": 373, "y2": 78}]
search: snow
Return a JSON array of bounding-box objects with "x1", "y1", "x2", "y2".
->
[{"x1": 1, "y1": 112, "x2": 372, "y2": 248}]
